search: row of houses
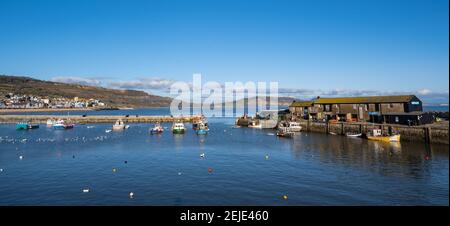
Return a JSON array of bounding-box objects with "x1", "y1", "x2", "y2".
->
[
  {"x1": 289, "y1": 95, "x2": 435, "y2": 125},
  {"x1": 0, "y1": 93, "x2": 106, "y2": 109}
]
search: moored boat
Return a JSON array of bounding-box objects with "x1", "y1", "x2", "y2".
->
[
  {"x1": 195, "y1": 122, "x2": 209, "y2": 135},
  {"x1": 150, "y1": 122, "x2": 164, "y2": 134},
  {"x1": 346, "y1": 132, "x2": 362, "y2": 137},
  {"x1": 16, "y1": 121, "x2": 39, "y2": 130},
  {"x1": 172, "y1": 122, "x2": 186, "y2": 134},
  {"x1": 53, "y1": 119, "x2": 74, "y2": 129},
  {"x1": 366, "y1": 129, "x2": 400, "y2": 142},
  {"x1": 112, "y1": 119, "x2": 127, "y2": 130},
  {"x1": 278, "y1": 121, "x2": 302, "y2": 132},
  {"x1": 276, "y1": 127, "x2": 294, "y2": 138},
  {"x1": 16, "y1": 122, "x2": 29, "y2": 130}
]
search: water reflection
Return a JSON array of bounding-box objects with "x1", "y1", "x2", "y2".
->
[{"x1": 289, "y1": 133, "x2": 448, "y2": 180}]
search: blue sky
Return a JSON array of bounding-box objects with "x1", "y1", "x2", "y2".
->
[{"x1": 0, "y1": 0, "x2": 448, "y2": 104}]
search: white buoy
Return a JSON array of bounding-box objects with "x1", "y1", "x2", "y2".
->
[
  {"x1": 0, "y1": 168, "x2": 3, "y2": 172},
  {"x1": 129, "y1": 192, "x2": 134, "y2": 198},
  {"x1": 200, "y1": 153, "x2": 205, "y2": 158},
  {"x1": 83, "y1": 188, "x2": 90, "y2": 193},
  {"x1": 265, "y1": 155, "x2": 269, "y2": 160},
  {"x1": 19, "y1": 155, "x2": 23, "y2": 160},
  {"x1": 178, "y1": 172, "x2": 182, "y2": 175}
]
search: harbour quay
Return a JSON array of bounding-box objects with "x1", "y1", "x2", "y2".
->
[
  {"x1": 0, "y1": 115, "x2": 199, "y2": 124},
  {"x1": 298, "y1": 120, "x2": 449, "y2": 145}
]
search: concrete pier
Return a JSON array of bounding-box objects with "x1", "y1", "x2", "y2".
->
[
  {"x1": 299, "y1": 120, "x2": 449, "y2": 145},
  {"x1": 0, "y1": 115, "x2": 198, "y2": 124}
]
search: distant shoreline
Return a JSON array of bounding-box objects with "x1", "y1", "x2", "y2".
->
[{"x1": 0, "y1": 108, "x2": 95, "y2": 113}]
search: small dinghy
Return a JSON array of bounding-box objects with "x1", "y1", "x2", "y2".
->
[{"x1": 346, "y1": 132, "x2": 362, "y2": 137}]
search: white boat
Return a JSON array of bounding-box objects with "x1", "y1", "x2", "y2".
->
[
  {"x1": 150, "y1": 122, "x2": 164, "y2": 134},
  {"x1": 172, "y1": 122, "x2": 186, "y2": 134},
  {"x1": 278, "y1": 121, "x2": 302, "y2": 132},
  {"x1": 112, "y1": 119, "x2": 127, "y2": 130},
  {"x1": 287, "y1": 122, "x2": 302, "y2": 132},
  {"x1": 53, "y1": 119, "x2": 74, "y2": 129},
  {"x1": 346, "y1": 132, "x2": 362, "y2": 137},
  {"x1": 46, "y1": 119, "x2": 55, "y2": 126}
]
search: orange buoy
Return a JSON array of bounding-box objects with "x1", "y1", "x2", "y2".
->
[{"x1": 208, "y1": 167, "x2": 213, "y2": 173}]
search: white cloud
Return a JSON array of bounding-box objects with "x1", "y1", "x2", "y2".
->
[
  {"x1": 417, "y1": 89, "x2": 432, "y2": 95},
  {"x1": 108, "y1": 78, "x2": 176, "y2": 90},
  {"x1": 51, "y1": 76, "x2": 102, "y2": 86}
]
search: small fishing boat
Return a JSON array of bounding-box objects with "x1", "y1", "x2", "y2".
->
[
  {"x1": 329, "y1": 132, "x2": 338, "y2": 135},
  {"x1": 16, "y1": 122, "x2": 29, "y2": 130},
  {"x1": 150, "y1": 122, "x2": 164, "y2": 134},
  {"x1": 172, "y1": 122, "x2": 186, "y2": 134},
  {"x1": 193, "y1": 116, "x2": 208, "y2": 130},
  {"x1": 346, "y1": 132, "x2": 362, "y2": 137},
  {"x1": 367, "y1": 129, "x2": 400, "y2": 142},
  {"x1": 53, "y1": 119, "x2": 74, "y2": 129},
  {"x1": 196, "y1": 122, "x2": 209, "y2": 135},
  {"x1": 112, "y1": 119, "x2": 127, "y2": 130},
  {"x1": 16, "y1": 121, "x2": 39, "y2": 130}
]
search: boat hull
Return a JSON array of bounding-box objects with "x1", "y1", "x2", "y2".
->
[
  {"x1": 367, "y1": 134, "x2": 400, "y2": 142},
  {"x1": 172, "y1": 129, "x2": 185, "y2": 134},
  {"x1": 150, "y1": 128, "x2": 164, "y2": 134},
  {"x1": 196, "y1": 129, "x2": 208, "y2": 135},
  {"x1": 53, "y1": 124, "x2": 74, "y2": 129},
  {"x1": 53, "y1": 124, "x2": 66, "y2": 129},
  {"x1": 16, "y1": 124, "x2": 28, "y2": 130},
  {"x1": 113, "y1": 125, "x2": 125, "y2": 130},
  {"x1": 346, "y1": 133, "x2": 362, "y2": 137},
  {"x1": 28, "y1": 124, "x2": 39, "y2": 129}
]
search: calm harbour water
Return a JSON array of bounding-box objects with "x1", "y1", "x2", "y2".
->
[{"x1": 0, "y1": 109, "x2": 448, "y2": 205}]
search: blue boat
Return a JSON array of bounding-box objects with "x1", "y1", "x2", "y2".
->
[
  {"x1": 16, "y1": 122, "x2": 28, "y2": 130},
  {"x1": 16, "y1": 121, "x2": 39, "y2": 130},
  {"x1": 195, "y1": 122, "x2": 209, "y2": 135}
]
